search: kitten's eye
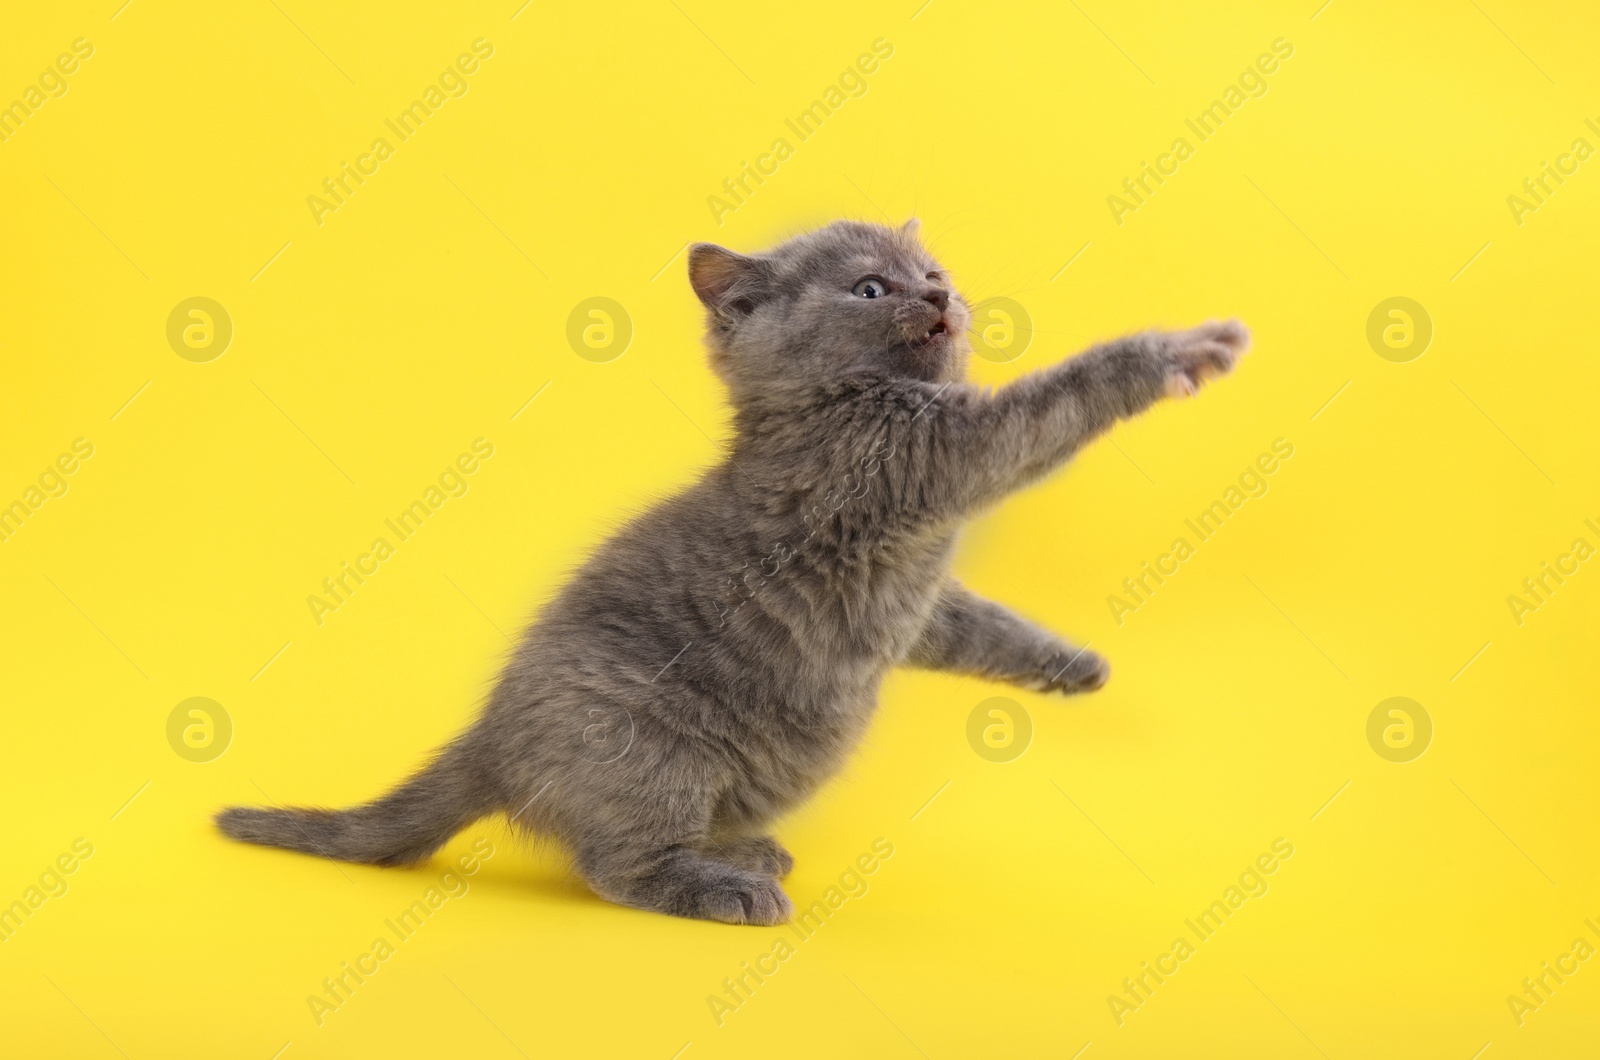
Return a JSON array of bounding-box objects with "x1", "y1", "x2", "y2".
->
[
  {"x1": 926, "y1": 272, "x2": 943, "y2": 283},
  {"x1": 852, "y1": 277, "x2": 888, "y2": 299}
]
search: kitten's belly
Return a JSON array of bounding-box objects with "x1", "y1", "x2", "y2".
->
[
  {"x1": 539, "y1": 495, "x2": 955, "y2": 820},
  {"x1": 717, "y1": 679, "x2": 882, "y2": 827},
  {"x1": 732, "y1": 531, "x2": 956, "y2": 789}
]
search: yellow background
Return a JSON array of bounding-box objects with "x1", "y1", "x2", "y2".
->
[{"x1": 3, "y1": 0, "x2": 1597, "y2": 1056}]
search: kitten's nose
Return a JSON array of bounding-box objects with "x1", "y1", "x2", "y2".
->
[{"x1": 920, "y1": 286, "x2": 948, "y2": 313}]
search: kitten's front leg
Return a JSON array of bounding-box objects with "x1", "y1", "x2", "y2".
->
[
  {"x1": 920, "y1": 319, "x2": 1249, "y2": 515},
  {"x1": 906, "y1": 581, "x2": 1109, "y2": 694}
]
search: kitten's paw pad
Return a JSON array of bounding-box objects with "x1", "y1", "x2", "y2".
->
[
  {"x1": 1045, "y1": 648, "x2": 1110, "y2": 694},
  {"x1": 690, "y1": 875, "x2": 794, "y2": 926},
  {"x1": 1165, "y1": 319, "x2": 1250, "y2": 398},
  {"x1": 712, "y1": 835, "x2": 795, "y2": 878},
  {"x1": 1182, "y1": 318, "x2": 1251, "y2": 354}
]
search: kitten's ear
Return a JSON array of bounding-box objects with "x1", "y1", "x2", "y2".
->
[
  {"x1": 900, "y1": 218, "x2": 922, "y2": 238},
  {"x1": 688, "y1": 244, "x2": 769, "y2": 316}
]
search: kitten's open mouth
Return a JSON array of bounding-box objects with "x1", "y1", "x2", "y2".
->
[{"x1": 910, "y1": 319, "x2": 948, "y2": 348}]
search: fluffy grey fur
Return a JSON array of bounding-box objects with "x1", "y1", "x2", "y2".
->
[{"x1": 217, "y1": 219, "x2": 1248, "y2": 925}]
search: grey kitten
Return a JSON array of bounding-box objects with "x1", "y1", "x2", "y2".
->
[{"x1": 218, "y1": 219, "x2": 1248, "y2": 925}]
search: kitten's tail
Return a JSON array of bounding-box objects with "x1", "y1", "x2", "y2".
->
[{"x1": 213, "y1": 738, "x2": 496, "y2": 867}]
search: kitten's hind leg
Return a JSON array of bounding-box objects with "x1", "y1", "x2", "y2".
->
[
  {"x1": 567, "y1": 772, "x2": 791, "y2": 924},
  {"x1": 907, "y1": 580, "x2": 1109, "y2": 695},
  {"x1": 579, "y1": 842, "x2": 794, "y2": 926},
  {"x1": 701, "y1": 833, "x2": 794, "y2": 878}
]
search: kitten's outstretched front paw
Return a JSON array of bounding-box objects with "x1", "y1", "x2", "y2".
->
[
  {"x1": 1162, "y1": 319, "x2": 1250, "y2": 398},
  {"x1": 1030, "y1": 647, "x2": 1110, "y2": 695}
]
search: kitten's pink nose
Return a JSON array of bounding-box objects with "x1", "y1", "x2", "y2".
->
[{"x1": 920, "y1": 286, "x2": 948, "y2": 313}]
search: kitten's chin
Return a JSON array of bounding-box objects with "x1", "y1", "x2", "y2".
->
[{"x1": 897, "y1": 339, "x2": 967, "y2": 385}]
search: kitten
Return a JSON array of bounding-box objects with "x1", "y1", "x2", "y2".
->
[{"x1": 217, "y1": 219, "x2": 1248, "y2": 925}]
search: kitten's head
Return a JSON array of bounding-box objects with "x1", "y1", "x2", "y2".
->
[{"x1": 687, "y1": 220, "x2": 970, "y2": 406}]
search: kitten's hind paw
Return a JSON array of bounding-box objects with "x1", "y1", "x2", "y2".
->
[
  {"x1": 660, "y1": 869, "x2": 792, "y2": 926},
  {"x1": 705, "y1": 834, "x2": 795, "y2": 878},
  {"x1": 591, "y1": 848, "x2": 794, "y2": 926}
]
